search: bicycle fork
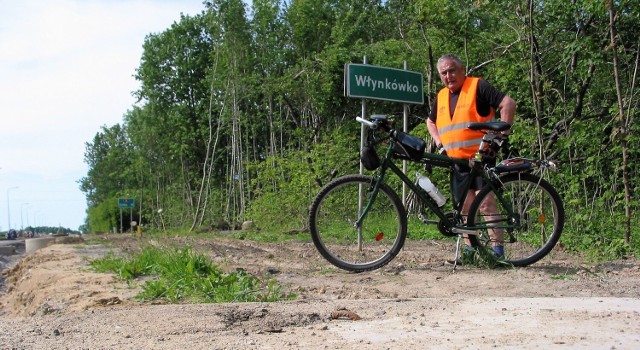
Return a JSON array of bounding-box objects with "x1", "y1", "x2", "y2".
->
[{"x1": 354, "y1": 180, "x2": 382, "y2": 251}]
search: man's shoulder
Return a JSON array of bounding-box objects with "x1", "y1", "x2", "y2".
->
[
  {"x1": 474, "y1": 78, "x2": 506, "y2": 107},
  {"x1": 477, "y1": 78, "x2": 492, "y2": 87},
  {"x1": 468, "y1": 77, "x2": 490, "y2": 88}
]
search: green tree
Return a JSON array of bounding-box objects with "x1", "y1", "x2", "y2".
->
[
  {"x1": 79, "y1": 0, "x2": 639, "y2": 259},
  {"x1": 80, "y1": 124, "x2": 137, "y2": 231},
  {"x1": 132, "y1": 12, "x2": 217, "y2": 227}
]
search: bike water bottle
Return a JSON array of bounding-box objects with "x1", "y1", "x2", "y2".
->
[{"x1": 416, "y1": 172, "x2": 447, "y2": 207}]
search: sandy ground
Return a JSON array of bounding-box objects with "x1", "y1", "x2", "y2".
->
[{"x1": 1, "y1": 234, "x2": 639, "y2": 349}]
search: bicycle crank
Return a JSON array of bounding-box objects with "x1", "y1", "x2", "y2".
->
[{"x1": 437, "y1": 211, "x2": 460, "y2": 237}]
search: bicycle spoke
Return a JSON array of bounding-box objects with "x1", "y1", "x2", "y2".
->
[
  {"x1": 309, "y1": 175, "x2": 407, "y2": 272},
  {"x1": 467, "y1": 173, "x2": 564, "y2": 267}
]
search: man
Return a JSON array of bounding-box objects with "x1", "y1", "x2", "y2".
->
[{"x1": 427, "y1": 54, "x2": 516, "y2": 259}]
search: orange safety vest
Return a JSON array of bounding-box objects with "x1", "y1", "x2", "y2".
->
[{"x1": 436, "y1": 77, "x2": 495, "y2": 159}]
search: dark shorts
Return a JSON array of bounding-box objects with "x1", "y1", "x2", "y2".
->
[{"x1": 450, "y1": 161, "x2": 494, "y2": 207}]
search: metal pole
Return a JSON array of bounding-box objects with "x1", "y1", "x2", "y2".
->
[
  {"x1": 358, "y1": 56, "x2": 368, "y2": 250},
  {"x1": 402, "y1": 61, "x2": 409, "y2": 205},
  {"x1": 21, "y1": 203, "x2": 29, "y2": 230},
  {"x1": 139, "y1": 188, "x2": 143, "y2": 231},
  {"x1": 359, "y1": 55, "x2": 368, "y2": 177},
  {"x1": 6, "y1": 186, "x2": 18, "y2": 230}
]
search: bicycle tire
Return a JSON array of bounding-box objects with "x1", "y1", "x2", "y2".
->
[
  {"x1": 308, "y1": 174, "x2": 407, "y2": 272},
  {"x1": 467, "y1": 173, "x2": 564, "y2": 267}
]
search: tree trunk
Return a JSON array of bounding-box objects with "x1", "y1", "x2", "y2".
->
[
  {"x1": 607, "y1": 0, "x2": 632, "y2": 244},
  {"x1": 526, "y1": 0, "x2": 545, "y2": 159},
  {"x1": 192, "y1": 55, "x2": 225, "y2": 231}
]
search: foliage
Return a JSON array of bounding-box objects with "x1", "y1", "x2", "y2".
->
[
  {"x1": 86, "y1": 198, "x2": 120, "y2": 233},
  {"x1": 80, "y1": 0, "x2": 640, "y2": 261},
  {"x1": 90, "y1": 244, "x2": 293, "y2": 303},
  {"x1": 244, "y1": 124, "x2": 358, "y2": 231},
  {"x1": 14, "y1": 226, "x2": 81, "y2": 235}
]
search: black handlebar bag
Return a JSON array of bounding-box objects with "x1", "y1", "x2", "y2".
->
[{"x1": 393, "y1": 131, "x2": 426, "y2": 160}]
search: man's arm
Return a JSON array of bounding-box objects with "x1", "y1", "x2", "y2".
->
[
  {"x1": 477, "y1": 79, "x2": 516, "y2": 131},
  {"x1": 498, "y1": 95, "x2": 516, "y2": 135},
  {"x1": 427, "y1": 100, "x2": 443, "y2": 146},
  {"x1": 426, "y1": 118, "x2": 442, "y2": 146}
]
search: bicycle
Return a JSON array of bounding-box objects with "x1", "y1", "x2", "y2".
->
[{"x1": 308, "y1": 114, "x2": 564, "y2": 272}]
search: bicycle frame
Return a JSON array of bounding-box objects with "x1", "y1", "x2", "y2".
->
[
  {"x1": 356, "y1": 137, "x2": 517, "y2": 236},
  {"x1": 309, "y1": 115, "x2": 564, "y2": 271}
]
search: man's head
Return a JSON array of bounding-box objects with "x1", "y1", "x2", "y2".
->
[{"x1": 437, "y1": 54, "x2": 466, "y2": 92}]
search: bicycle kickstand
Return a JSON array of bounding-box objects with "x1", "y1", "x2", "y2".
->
[{"x1": 452, "y1": 234, "x2": 463, "y2": 272}]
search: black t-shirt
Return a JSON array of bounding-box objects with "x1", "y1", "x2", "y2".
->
[{"x1": 428, "y1": 78, "x2": 506, "y2": 122}]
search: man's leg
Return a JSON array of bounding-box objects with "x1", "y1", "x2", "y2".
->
[
  {"x1": 462, "y1": 190, "x2": 505, "y2": 256},
  {"x1": 478, "y1": 192, "x2": 504, "y2": 256},
  {"x1": 446, "y1": 189, "x2": 476, "y2": 265},
  {"x1": 460, "y1": 189, "x2": 476, "y2": 246}
]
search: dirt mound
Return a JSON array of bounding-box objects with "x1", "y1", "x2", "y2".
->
[
  {"x1": 1, "y1": 234, "x2": 639, "y2": 348},
  {"x1": 1, "y1": 243, "x2": 138, "y2": 317}
]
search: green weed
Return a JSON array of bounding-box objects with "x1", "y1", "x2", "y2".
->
[
  {"x1": 461, "y1": 247, "x2": 514, "y2": 269},
  {"x1": 90, "y1": 245, "x2": 294, "y2": 303},
  {"x1": 550, "y1": 273, "x2": 576, "y2": 281}
]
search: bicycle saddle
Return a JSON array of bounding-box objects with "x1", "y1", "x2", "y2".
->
[{"x1": 467, "y1": 121, "x2": 511, "y2": 132}]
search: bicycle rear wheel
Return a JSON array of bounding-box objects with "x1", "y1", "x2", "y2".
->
[
  {"x1": 467, "y1": 173, "x2": 564, "y2": 267},
  {"x1": 308, "y1": 174, "x2": 407, "y2": 272}
]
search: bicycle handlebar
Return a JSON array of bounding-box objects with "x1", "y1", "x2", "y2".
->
[{"x1": 355, "y1": 116, "x2": 376, "y2": 129}]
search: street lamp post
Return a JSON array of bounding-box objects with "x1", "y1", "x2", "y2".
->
[
  {"x1": 26, "y1": 205, "x2": 31, "y2": 228},
  {"x1": 6, "y1": 186, "x2": 18, "y2": 231},
  {"x1": 34, "y1": 211, "x2": 42, "y2": 234},
  {"x1": 21, "y1": 203, "x2": 30, "y2": 230}
]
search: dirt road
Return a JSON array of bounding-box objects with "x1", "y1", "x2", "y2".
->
[{"x1": 1, "y1": 234, "x2": 639, "y2": 349}]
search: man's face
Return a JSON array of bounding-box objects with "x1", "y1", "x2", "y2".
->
[{"x1": 438, "y1": 59, "x2": 465, "y2": 92}]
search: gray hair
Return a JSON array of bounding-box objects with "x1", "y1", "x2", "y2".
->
[{"x1": 437, "y1": 54, "x2": 464, "y2": 70}]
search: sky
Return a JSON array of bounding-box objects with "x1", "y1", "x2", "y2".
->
[{"x1": 0, "y1": 0, "x2": 209, "y2": 231}]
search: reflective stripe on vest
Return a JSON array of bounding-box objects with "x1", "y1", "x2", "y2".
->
[{"x1": 436, "y1": 77, "x2": 495, "y2": 159}]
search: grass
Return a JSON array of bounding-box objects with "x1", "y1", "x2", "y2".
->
[
  {"x1": 550, "y1": 273, "x2": 577, "y2": 281},
  {"x1": 460, "y1": 247, "x2": 514, "y2": 269},
  {"x1": 229, "y1": 230, "x2": 309, "y2": 243},
  {"x1": 90, "y1": 244, "x2": 295, "y2": 303}
]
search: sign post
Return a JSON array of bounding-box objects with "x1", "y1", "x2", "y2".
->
[
  {"x1": 118, "y1": 198, "x2": 135, "y2": 233},
  {"x1": 345, "y1": 62, "x2": 424, "y2": 205},
  {"x1": 345, "y1": 64, "x2": 424, "y2": 104}
]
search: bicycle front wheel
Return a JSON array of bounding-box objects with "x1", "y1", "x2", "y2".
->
[
  {"x1": 308, "y1": 174, "x2": 407, "y2": 272},
  {"x1": 467, "y1": 173, "x2": 564, "y2": 267}
]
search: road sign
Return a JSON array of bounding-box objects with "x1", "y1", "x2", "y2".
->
[
  {"x1": 118, "y1": 198, "x2": 135, "y2": 209},
  {"x1": 345, "y1": 64, "x2": 424, "y2": 104}
]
